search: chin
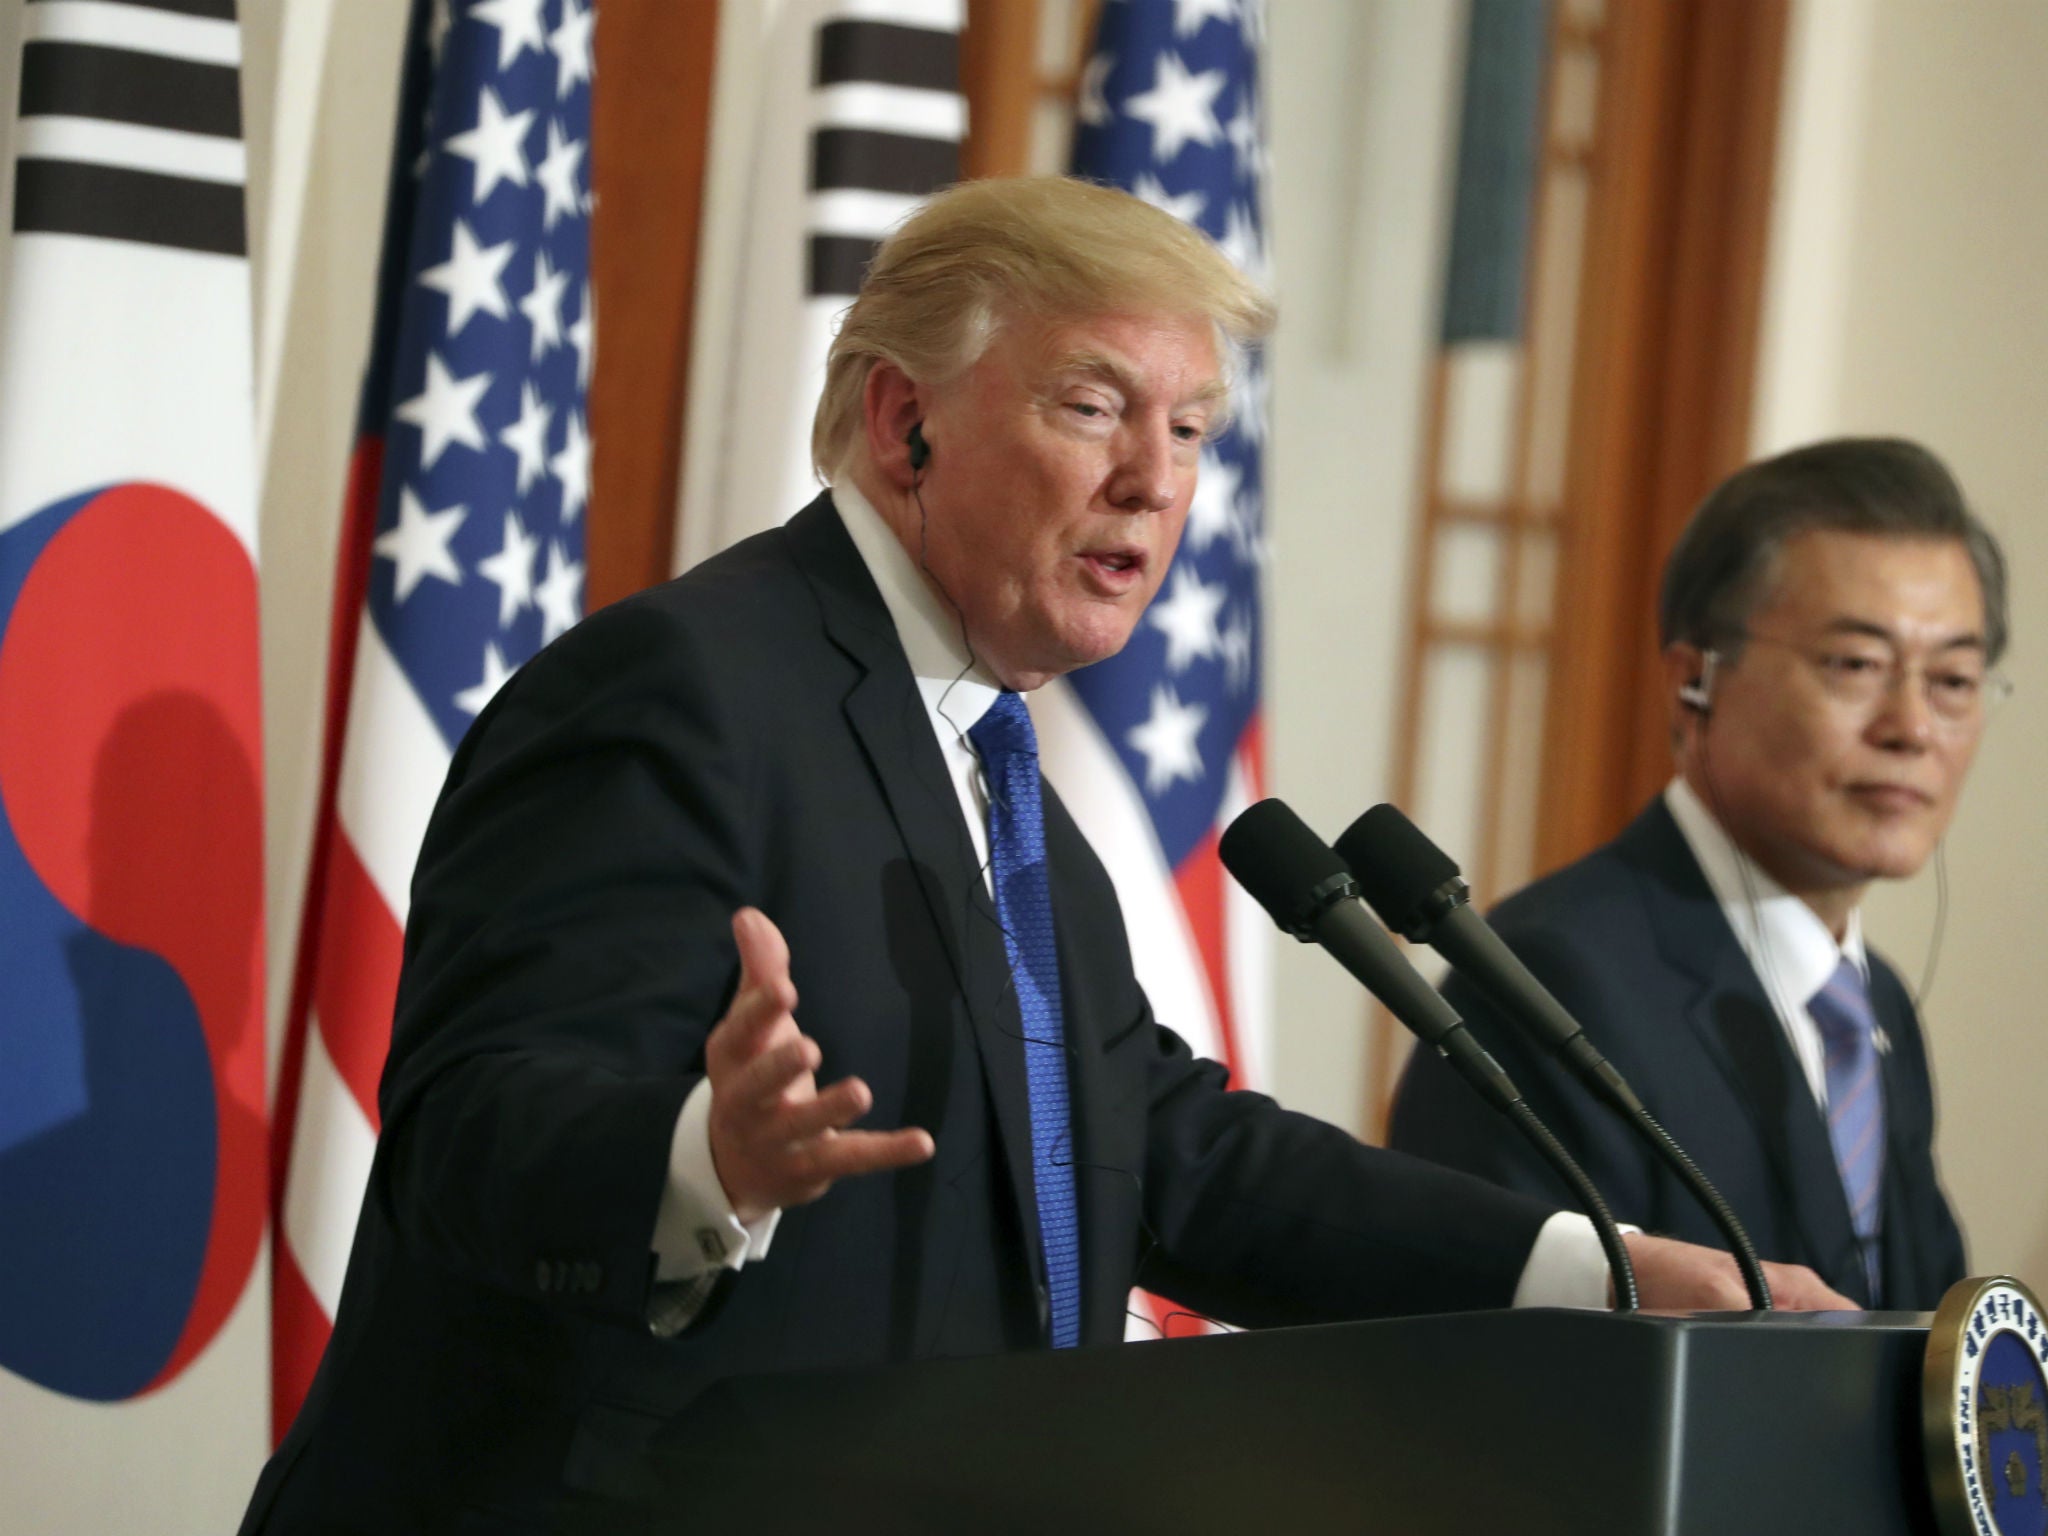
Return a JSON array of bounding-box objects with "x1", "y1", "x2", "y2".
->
[{"x1": 1822, "y1": 834, "x2": 1939, "y2": 886}]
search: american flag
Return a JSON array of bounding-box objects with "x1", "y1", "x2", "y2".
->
[
  {"x1": 1041, "y1": 0, "x2": 1271, "y2": 1339},
  {"x1": 270, "y1": 0, "x2": 593, "y2": 1442}
]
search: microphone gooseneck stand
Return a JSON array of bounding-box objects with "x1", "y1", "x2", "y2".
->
[
  {"x1": 1219, "y1": 799, "x2": 1640, "y2": 1312},
  {"x1": 1338, "y1": 803, "x2": 1774, "y2": 1312}
]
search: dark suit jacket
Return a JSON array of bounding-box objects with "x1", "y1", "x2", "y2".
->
[
  {"x1": 1389, "y1": 798, "x2": 1966, "y2": 1312},
  {"x1": 242, "y1": 497, "x2": 1555, "y2": 1532}
]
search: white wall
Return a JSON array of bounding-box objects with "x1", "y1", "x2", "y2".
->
[
  {"x1": 1754, "y1": 0, "x2": 2048, "y2": 1288},
  {"x1": 1261, "y1": 0, "x2": 1468, "y2": 1133}
]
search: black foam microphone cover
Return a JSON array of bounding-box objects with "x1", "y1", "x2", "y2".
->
[
  {"x1": 1335, "y1": 802, "x2": 1462, "y2": 938},
  {"x1": 1218, "y1": 798, "x2": 1353, "y2": 937}
]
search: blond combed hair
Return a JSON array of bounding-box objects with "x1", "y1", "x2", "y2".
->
[{"x1": 812, "y1": 175, "x2": 1276, "y2": 478}]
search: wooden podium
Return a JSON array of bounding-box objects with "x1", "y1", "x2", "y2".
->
[{"x1": 555, "y1": 1308, "x2": 1942, "y2": 1534}]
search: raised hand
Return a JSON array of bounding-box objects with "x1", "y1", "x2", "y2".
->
[{"x1": 705, "y1": 908, "x2": 934, "y2": 1223}]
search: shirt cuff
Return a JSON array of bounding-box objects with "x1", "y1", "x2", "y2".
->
[
  {"x1": 1513, "y1": 1212, "x2": 1639, "y2": 1309},
  {"x1": 650, "y1": 1076, "x2": 782, "y2": 1282}
]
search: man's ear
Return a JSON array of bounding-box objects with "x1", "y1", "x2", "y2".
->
[
  {"x1": 1662, "y1": 643, "x2": 1711, "y2": 749},
  {"x1": 861, "y1": 362, "x2": 926, "y2": 490}
]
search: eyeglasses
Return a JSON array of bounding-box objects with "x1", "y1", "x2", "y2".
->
[{"x1": 1729, "y1": 630, "x2": 2014, "y2": 726}]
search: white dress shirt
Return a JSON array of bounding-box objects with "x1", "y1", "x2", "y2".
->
[
  {"x1": 652, "y1": 482, "x2": 1617, "y2": 1312},
  {"x1": 1663, "y1": 777, "x2": 1873, "y2": 1110}
]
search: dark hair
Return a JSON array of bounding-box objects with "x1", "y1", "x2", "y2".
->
[{"x1": 1658, "y1": 437, "x2": 2009, "y2": 664}]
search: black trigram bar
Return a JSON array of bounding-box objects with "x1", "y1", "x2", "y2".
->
[
  {"x1": 19, "y1": 41, "x2": 242, "y2": 140},
  {"x1": 13, "y1": 159, "x2": 247, "y2": 255},
  {"x1": 815, "y1": 20, "x2": 957, "y2": 93},
  {"x1": 811, "y1": 128, "x2": 957, "y2": 196},
  {"x1": 47, "y1": 0, "x2": 241, "y2": 16},
  {"x1": 807, "y1": 233, "x2": 879, "y2": 299}
]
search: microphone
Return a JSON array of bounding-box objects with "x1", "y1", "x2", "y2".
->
[
  {"x1": 1335, "y1": 803, "x2": 1773, "y2": 1312},
  {"x1": 1219, "y1": 798, "x2": 1639, "y2": 1312},
  {"x1": 1336, "y1": 805, "x2": 1644, "y2": 1112}
]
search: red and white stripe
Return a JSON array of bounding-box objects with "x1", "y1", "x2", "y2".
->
[
  {"x1": 1033, "y1": 681, "x2": 1271, "y2": 1340},
  {"x1": 269, "y1": 449, "x2": 453, "y2": 1440}
]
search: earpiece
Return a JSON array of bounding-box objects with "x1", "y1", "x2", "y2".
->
[
  {"x1": 906, "y1": 421, "x2": 930, "y2": 473},
  {"x1": 1679, "y1": 650, "x2": 1720, "y2": 714}
]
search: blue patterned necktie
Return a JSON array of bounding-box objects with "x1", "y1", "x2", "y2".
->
[
  {"x1": 968, "y1": 690, "x2": 1081, "y2": 1349},
  {"x1": 1809, "y1": 958, "x2": 1886, "y2": 1302}
]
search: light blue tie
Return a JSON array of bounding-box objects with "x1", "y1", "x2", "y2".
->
[
  {"x1": 968, "y1": 691, "x2": 1081, "y2": 1349},
  {"x1": 1809, "y1": 958, "x2": 1886, "y2": 1302}
]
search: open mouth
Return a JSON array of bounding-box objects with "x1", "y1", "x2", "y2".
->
[{"x1": 1080, "y1": 548, "x2": 1147, "y2": 590}]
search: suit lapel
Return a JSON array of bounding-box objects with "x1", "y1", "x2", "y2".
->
[
  {"x1": 1627, "y1": 804, "x2": 1870, "y2": 1301},
  {"x1": 783, "y1": 497, "x2": 1044, "y2": 1281}
]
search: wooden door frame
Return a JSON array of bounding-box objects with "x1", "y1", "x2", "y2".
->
[{"x1": 1534, "y1": 0, "x2": 1789, "y2": 874}]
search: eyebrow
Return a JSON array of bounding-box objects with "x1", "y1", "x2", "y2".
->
[
  {"x1": 1041, "y1": 348, "x2": 1230, "y2": 410},
  {"x1": 1821, "y1": 617, "x2": 1987, "y2": 654}
]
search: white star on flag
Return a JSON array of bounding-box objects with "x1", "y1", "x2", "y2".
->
[
  {"x1": 1219, "y1": 607, "x2": 1254, "y2": 693},
  {"x1": 1077, "y1": 52, "x2": 1115, "y2": 128},
  {"x1": 521, "y1": 251, "x2": 569, "y2": 361},
  {"x1": 1217, "y1": 201, "x2": 1265, "y2": 280},
  {"x1": 395, "y1": 351, "x2": 491, "y2": 469},
  {"x1": 1174, "y1": 0, "x2": 1238, "y2": 38},
  {"x1": 1185, "y1": 448, "x2": 1240, "y2": 552},
  {"x1": 471, "y1": 0, "x2": 547, "y2": 70},
  {"x1": 1225, "y1": 98, "x2": 1261, "y2": 180},
  {"x1": 1124, "y1": 51, "x2": 1226, "y2": 164},
  {"x1": 567, "y1": 282, "x2": 594, "y2": 388},
  {"x1": 419, "y1": 218, "x2": 515, "y2": 335},
  {"x1": 445, "y1": 87, "x2": 533, "y2": 204},
  {"x1": 454, "y1": 640, "x2": 517, "y2": 716},
  {"x1": 499, "y1": 381, "x2": 553, "y2": 494},
  {"x1": 1228, "y1": 486, "x2": 1265, "y2": 566},
  {"x1": 534, "y1": 541, "x2": 585, "y2": 643},
  {"x1": 551, "y1": 410, "x2": 591, "y2": 523},
  {"x1": 549, "y1": 0, "x2": 596, "y2": 99},
  {"x1": 1127, "y1": 683, "x2": 1210, "y2": 795},
  {"x1": 1132, "y1": 172, "x2": 1206, "y2": 226},
  {"x1": 374, "y1": 487, "x2": 467, "y2": 602},
  {"x1": 1148, "y1": 565, "x2": 1227, "y2": 673},
  {"x1": 536, "y1": 120, "x2": 586, "y2": 232},
  {"x1": 477, "y1": 509, "x2": 539, "y2": 626},
  {"x1": 1233, "y1": 354, "x2": 1269, "y2": 446},
  {"x1": 428, "y1": 0, "x2": 454, "y2": 61}
]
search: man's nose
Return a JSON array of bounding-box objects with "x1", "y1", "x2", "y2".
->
[
  {"x1": 1869, "y1": 664, "x2": 1937, "y2": 750},
  {"x1": 1107, "y1": 423, "x2": 1179, "y2": 513}
]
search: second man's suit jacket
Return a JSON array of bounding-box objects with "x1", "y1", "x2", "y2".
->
[
  {"x1": 242, "y1": 495, "x2": 1557, "y2": 1532},
  {"x1": 1389, "y1": 799, "x2": 1966, "y2": 1311}
]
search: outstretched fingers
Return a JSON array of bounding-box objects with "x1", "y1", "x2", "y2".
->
[{"x1": 705, "y1": 908, "x2": 934, "y2": 1221}]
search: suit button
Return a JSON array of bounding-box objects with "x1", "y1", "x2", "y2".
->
[
  {"x1": 535, "y1": 1260, "x2": 554, "y2": 1294},
  {"x1": 578, "y1": 1262, "x2": 602, "y2": 1293}
]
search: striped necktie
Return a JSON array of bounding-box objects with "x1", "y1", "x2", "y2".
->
[
  {"x1": 1809, "y1": 958, "x2": 1885, "y2": 1302},
  {"x1": 968, "y1": 690, "x2": 1081, "y2": 1348}
]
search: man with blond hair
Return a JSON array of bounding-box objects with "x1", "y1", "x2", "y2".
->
[{"x1": 242, "y1": 178, "x2": 1845, "y2": 1532}]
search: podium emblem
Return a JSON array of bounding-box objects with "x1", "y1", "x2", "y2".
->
[{"x1": 1927, "y1": 1276, "x2": 2048, "y2": 1536}]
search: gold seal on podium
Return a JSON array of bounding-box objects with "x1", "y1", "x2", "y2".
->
[{"x1": 1926, "y1": 1276, "x2": 2048, "y2": 1536}]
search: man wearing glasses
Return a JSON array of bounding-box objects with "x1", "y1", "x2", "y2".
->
[{"x1": 1391, "y1": 437, "x2": 2009, "y2": 1309}]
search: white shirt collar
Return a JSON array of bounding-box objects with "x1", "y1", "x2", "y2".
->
[
  {"x1": 1663, "y1": 776, "x2": 1868, "y2": 1011},
  {"x1": 831, "y1": 477, "x2": 1003, "y2": 735}
]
